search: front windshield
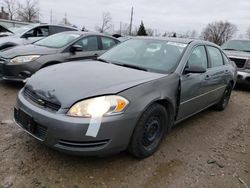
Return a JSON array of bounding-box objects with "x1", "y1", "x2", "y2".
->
[
  {"x1": 9, "y1": 25, "x2": 36, "y2": 35},
  {"x1": 35, "y1": 33, "x2": 80, "y2": 48},
  {"x1": 222, "y1": 40, "x2": 250, "y2": 52},
  {"x1": 99, "y1": 39, "x2": 187, "y2": 74}
]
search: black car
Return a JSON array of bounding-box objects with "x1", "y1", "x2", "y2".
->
[
  {"x1": 0, "y1": 31, "x2": 120, "y2": 81},
  {"x1": 0, "y1": 24, "x2": 78, "y2": 51}
]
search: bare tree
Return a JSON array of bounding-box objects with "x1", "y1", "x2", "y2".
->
[
  {"x1": 17, "y1": 0, "x2": 40, "y2": 22},
  {"x1": 247, "y1": 27, "x2": 250, "y2": 39},
  {"x1": 4, "y1": 0, "x2": 17, "y2": 20},
  {"x1": 179, "y1": 30, "x2": 198, "y2": 39},
  {"x1": 201, "y1": 21, "x2": 237, "y2": 45},
  {"x1": 146, "y1": 28, "x2": 154, "y2": 36},
  {"x1": 95, "y1": 12, "x2": 113, "y2": 33}
]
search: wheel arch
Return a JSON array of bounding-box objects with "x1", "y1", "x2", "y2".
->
[
  {"x1": 40, "y1": 61, "x2": 62, "y2": 69},
  {"x1": 137, "y1": 97, "x2": 176, "y2": 132}
]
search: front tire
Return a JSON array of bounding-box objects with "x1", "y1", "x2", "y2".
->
[
  {"x1": 214, "y1": 83, "x2": 233, "y2": 111},
  {"x1": 128, "y1": 104, "x2": 168, "y2": 158}
]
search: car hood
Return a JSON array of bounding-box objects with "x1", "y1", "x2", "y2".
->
[
  {"x1": 25, "y1": 61, "x2": 166, "y2": 108},
  {"x1": 1, "y1": 44, "x2": 58, "y2": 58},
  {"x1": 224, "y1": 50, "x2": 250, "y2": 60},
  {"x1": 0, "y1": 35, "x2": 22, "y2": 45}
]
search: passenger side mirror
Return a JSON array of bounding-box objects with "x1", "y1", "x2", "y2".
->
[
  {"x1": 184, "y1": 65, "x2": 206, "y2": 74},
  {"x1": 70, "y1": 45, "x2": 83, "y2": 53}
]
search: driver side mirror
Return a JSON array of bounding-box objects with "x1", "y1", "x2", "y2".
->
[
  {"x1": 184, "y1": 65, "x2": 206, "y2": 74},
  {"x1": 70, "y1": 45, "x2": 83, "y2": 53}
]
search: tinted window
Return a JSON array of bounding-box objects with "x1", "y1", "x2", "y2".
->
[
  {"x1": 99, "y1": 39, "x2": 187, "y2": 74},
  {"x1": 187, "y1": 46, "x2": 207, "y2": 69},
  {"x1": 207, "y1": 46, "x2": 224, "y2": 67},
  {"x1": 101, "y1": 37, "x2": 117, "y2": 50},
  {"x1": 51, "y1": 26, "x2": 76, "y2": 34},
  {"x1": 75, "y1": 36, "x2": 98, "y2": 51},
  {"x1": 35, "y1": 32, "x2": 80, "y2": 48}
]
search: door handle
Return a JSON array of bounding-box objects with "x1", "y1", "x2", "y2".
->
[{"x1": 205, "y1": 75, "x2": 211, "y2": 80}]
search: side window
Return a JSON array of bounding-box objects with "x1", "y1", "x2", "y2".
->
[
  {"x1": 187, "y1": 46, "x2": 208, "y2": 69},
  {"x1": 75, "y1": 36, "x2": 98, "y2": 51},
  {"x1": 207, "y1": 46, "x2": 224, "y2": 67},
  {"x1": 51, "y1": 26, "x2": 75, "y2": 34},
  {"x1": 24, "y1": 26, "x2": 49, "y2": 37},
  {"x1": 101, "y1": 37, "x2": 117, "y2": 50}
]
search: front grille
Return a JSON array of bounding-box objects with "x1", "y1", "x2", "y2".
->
[
  {"x1": 23, "y1": 87, "x2": 61, "y2": 112},
  {"x1": 230, "y1": 58, "x2": 246, "y2": 68},
  {"x1": 14, "y1": 108, "x2": 47, "y2": 140},
  {"x1": 58, "y1": 139, "x2": 110, "y2": 149},
  {"x1": 0, "y1": 63, "x2": 3, "y2": 75}
]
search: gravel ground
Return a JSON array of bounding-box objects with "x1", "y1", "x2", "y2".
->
[{"x1": 0, "y1": 81, "x2": 249, "y2": 188}]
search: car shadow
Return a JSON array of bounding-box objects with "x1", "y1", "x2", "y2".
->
[
  {"x1": 0, "y1": 80, "x2": 24, "y2": 90},
  {"x1": 234, "y1": 83, "x2": 250, "y2": 92}
]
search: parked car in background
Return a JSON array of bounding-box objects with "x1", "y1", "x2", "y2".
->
[
  {"x1": 0, "y1": 24, "x2": 78, "y2": 51},
  {"x1": 0, "y1": 25, "x2": 13, "y2": 37},
  {"x1": 0, "y1": 31, "x2": 120, "y2": 81},
  {"x1": 222, "y1": 39, "x2": 250, "y2": 84},
  {"x1": 14, "y1": 37, "x2": 236, "y2": 158}
]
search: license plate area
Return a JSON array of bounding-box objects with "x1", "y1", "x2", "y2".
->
[{"x1": 14, "y1": 107, "x2": 47, "y2": 140}]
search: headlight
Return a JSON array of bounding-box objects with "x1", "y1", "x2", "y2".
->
[
  {"x1": 246, "y1": 59, "x2": 250, "y2": 69},
  {"x1": 67, "y1": 96, "x2": 129, "y2": 117},
  {"x1": 10, "y1": 55, "x2": 41, "y2": 64}
]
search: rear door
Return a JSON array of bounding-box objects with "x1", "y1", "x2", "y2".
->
[
  {"x1": 65, "y1": 36, "x2": 101, "y2": 61},
  {"x1": 205, "y1": 46, "x2": 227, "y2": 104},
  {"x1": 177, "y1": 45, "x2": 209, "y2": 120}
]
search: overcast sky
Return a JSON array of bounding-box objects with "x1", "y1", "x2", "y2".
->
[{"x1": 6, "y1": 0, "x2": 250, "y2": 35}]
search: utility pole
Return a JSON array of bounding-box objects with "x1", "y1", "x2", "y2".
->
[
  {"x1": 64, "y1": 12, "x2": 67, "y2": 25},
  {"x1": 129, "y1": 7, "x2": 134, "y2": 36},
  {"x1": 120, "y1": 22, "x2": 122, "y2": 35},
  {"x1": 50, "y1": 9, "x2": 52, "y2": 24}
]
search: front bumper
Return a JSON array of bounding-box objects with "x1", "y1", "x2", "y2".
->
[
  {"x1": 237, "y1": 70, "x2": 250, "y2": 84},
  {"x1": 0, "y1": 60, "x2": 39, "y2": 81},
  {"x1": 14, "y1": 90, "x2": 137, "y2": 156}
]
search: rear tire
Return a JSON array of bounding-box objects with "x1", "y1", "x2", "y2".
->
[
  {"x1": 214, "y1": 84, "x2": 233, "y2": 111},
  {"x1": 128, "y1": 104, "x2": 168, "y2": 158}
]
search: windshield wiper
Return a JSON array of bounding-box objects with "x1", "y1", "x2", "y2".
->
[
  {"x1": 223, "y1": 48, "x2": 237, "y2": 51},
  {"x1": 97, "y1": 58, "x2": 109, "y2": 63},
  {"x1": 113, "y1": 63, "x2": 148, "y2": 72}
]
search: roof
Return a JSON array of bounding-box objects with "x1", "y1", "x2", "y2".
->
[
  {"x1": 35, "y1": 24, "x2": 79, "y2": 31},
  {"x1": 52, "y1": 30, "x2": 119, "y2": 40},
  {"x1": 122, "y1": 36, "x2": 219, "y2": 47},
  {"x1": 136, "y1": 36, "x2": 194, "y2": 44}
]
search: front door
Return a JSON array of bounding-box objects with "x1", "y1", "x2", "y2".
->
[
  {"x1": 177, "y1": 45, "x2": 209, "y2": 120},
  {"x1": 66, "y1": 36, "x2": 101, "y2": 61}
]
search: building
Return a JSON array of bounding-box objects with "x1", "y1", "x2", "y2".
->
[{"x1": 0, "y1": 7, "x2": 9, "y2": 20}]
